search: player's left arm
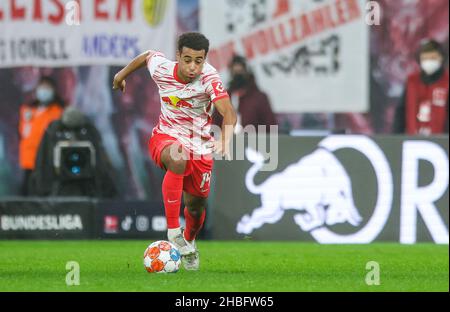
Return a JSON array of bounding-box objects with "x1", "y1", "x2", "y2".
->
[
  {"x1": 213, "y1": 97, "x2": 237, "y2": 158},
  {"x1": 112, "y1": 51, "x2": 151, "y2": 92}
]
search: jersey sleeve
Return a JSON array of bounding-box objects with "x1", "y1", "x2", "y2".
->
[
  {"x1": 203, "y1": 66, "x2": 230, "y2": 103},
  {"x1": 146, "y1": 50, "x2": 167, "y2": 77}
]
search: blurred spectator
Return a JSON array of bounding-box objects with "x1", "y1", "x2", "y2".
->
[
  {"x1": 29, "y1": 107, "x2": 119, "y2": 198},
  {"x1": 18, "y1": 76, "x2": 65, "y2": 195},
  {"x1": 393, "y1": 39, "x2": 449, "y2": 135},
  {"x1": 213, "y1": 55, "x2": 277, "y2": 132}
]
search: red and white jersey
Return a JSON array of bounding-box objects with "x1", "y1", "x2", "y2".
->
[{"x1": 146, "y1": 50, "x2": 229, "y2": 155}]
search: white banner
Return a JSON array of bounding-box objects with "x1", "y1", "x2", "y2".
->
[
  {"x1": 200, "y1": 0, "x2": 369, "y2": 113},
  {"x1": 0, "y1": 0, "x2": 176, "y2": 68}
]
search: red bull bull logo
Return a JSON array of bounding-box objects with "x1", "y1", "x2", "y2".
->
[
  {"x1": 237, "y1": 136, "x2": 449, "y2": 244},
  {"x1": 161, "y1": 96, "x2": 193, "y2": 109}
]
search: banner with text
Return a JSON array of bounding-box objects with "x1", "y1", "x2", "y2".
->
[
  {"x1": 200, "y1": 0, "x2": 369, "y2": 113},
  {"x1": 212, "y1": 135, "x2": 449, "y2": 244},
  {"x1": 0, "y1": 0, "x2": 176, "y2": 67},
  {"x1": 0, "y1": 198, "x2": 95, "y2": 239}
]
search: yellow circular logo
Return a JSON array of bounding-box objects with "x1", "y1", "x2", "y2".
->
[{"x1": 143, "y1": 0, "x2": 169, "y2": 27}]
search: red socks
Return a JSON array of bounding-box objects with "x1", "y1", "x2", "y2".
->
[
  {"x1": 162, "y1": 168, "x2": 206, "y2": 240},
  {"x1": 184, "y1": 207, "x2": 206, "y2": 241},
  {"x1": 162, "y1": 170, "x2": 184, "y2": 229}
]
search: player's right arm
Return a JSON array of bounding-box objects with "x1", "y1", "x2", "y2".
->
[{"x1": 112, "y1": 51, "x2": 151, "y2": 92}]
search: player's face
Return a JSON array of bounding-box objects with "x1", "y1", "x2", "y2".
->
[{"x1": 177, "y1": 47, "x2": 206, "y2": 82}]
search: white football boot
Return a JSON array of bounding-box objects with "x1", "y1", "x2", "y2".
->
[
  {"x1": 168, "y1": 228, "x2": 198, "y2": 270},
  {"x1": 182, "y1": 239, "x2": 199, "y2": 271}
]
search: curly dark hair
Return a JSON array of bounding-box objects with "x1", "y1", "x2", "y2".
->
[{"x1": 177, "y1": 32, "x2": 210, "y2": 55}]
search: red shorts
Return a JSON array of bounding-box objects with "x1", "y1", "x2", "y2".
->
[{"x1": 148, "y1": 132, "x2": 214, "y2": 198}]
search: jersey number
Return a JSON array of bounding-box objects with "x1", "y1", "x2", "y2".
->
[{"x1": 200, "y1": 171, "x2": 212, "y2": 189}]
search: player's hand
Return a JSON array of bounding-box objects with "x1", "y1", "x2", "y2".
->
[
  {"x1": 212, "y1": 140, "x2": 231, "y2": 160},
  {"x1": 112, "y1": 74, "x2": 126, "y2": 92}
]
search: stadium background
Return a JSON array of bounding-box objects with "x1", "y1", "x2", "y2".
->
[
  {"x1": 0, "y1": 0, "x2": 448, "y2": 293},
  {"x1": 0, "y1": 0, "x2": 447, "y2": 199}
]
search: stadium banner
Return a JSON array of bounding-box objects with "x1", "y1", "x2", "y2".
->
[
  {"x1": 95, "y1": 200, "x2": 170, "y2": 239},
  {"x1": 0, "y1": 0, "x2": 176, "y2": 68},
  {"x1": 0, "y1": 199, "x2": 193, "y2": 240},
  {"x1": 211, "y1": 135, "x2": 449, "y2": 244},
  {"x1": 0, "y1": 197, "x2": 95, "y2": 239},
  {"x1": 200, "y1": 0, "x2": 369, "y2": 113}
]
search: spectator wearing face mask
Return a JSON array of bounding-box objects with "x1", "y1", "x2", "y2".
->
[
  {"x1": 393, "y1": 39, "x2": 449, "y2": 135},
  {"x1": 213, "y1": 55, "x2": 277, "y2": 133},
  {"x1": 18, "y1": 76, "x2": 65, "y2": 195}
]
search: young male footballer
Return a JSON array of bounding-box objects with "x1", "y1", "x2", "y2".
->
[{"x1": 113, "y1": 32, "x2": 237, "y2": 270}]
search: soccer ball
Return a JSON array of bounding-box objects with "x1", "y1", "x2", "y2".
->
[{"x1": 143, "y1": 240, "x2": 181, "y2": 273}]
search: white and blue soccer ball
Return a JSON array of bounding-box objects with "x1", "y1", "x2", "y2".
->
[{"x1": 143, "y1": 240, "x2": 181, "y2": 273}]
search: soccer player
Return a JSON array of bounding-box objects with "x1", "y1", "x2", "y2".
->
[{"x1": 113, "y1": 33, "x2": 237, "y2": 270}]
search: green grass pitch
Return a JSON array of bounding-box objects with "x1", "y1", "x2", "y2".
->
[{"x1": 0, "y1": 241, "x2": 447, "y2": 292}]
